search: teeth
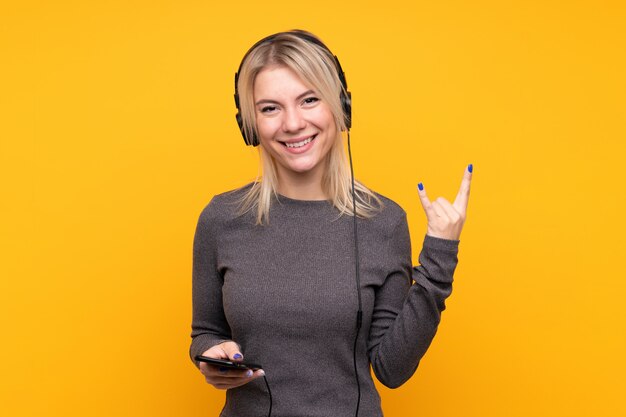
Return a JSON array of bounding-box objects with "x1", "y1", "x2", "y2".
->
[{"x1": 285, "y1": 136, "x2": 314, "y2": 148}]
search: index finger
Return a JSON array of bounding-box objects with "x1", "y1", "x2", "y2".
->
[{"x1": 453, "y1": 164, "x2": 472, "y2": 214}]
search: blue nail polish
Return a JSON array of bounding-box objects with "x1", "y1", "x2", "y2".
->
[
  {"x1": 468, "y1": 164, "x2": 473, "y2": 173},
  {"x1": 418, "y1": 183, "x2": 423, "y2": 191},
  {"x1": 233, "y1": 353, "x2": 242, "y2": 359}
]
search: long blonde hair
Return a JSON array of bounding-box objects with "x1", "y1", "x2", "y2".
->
[{"x1": 234, "y1": 30, "x2": 384, "y2": 225}]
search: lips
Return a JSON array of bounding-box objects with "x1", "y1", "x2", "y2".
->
[{"x1": 280, "y1": 134, "x2": 317, "y2": 148}]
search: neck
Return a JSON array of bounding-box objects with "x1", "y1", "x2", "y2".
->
[
  {"x1": 276, "y1": 171, "x2": 327, "y2": 201},
  {"x1": 277, "y1": 185, "x2": 327, "y2": 200}
]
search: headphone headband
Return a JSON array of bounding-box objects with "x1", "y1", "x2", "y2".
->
[{"x1": 234, "y1": 30, "x2": 352, "y2": 146}]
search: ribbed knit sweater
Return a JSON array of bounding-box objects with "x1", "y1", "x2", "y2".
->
[{"x1": 189, "y1": 182, "x2": 460, "y2": 417}]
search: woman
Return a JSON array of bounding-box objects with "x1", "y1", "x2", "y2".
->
[{"x1": 189, "y1": 29, "x2": 472, "y2": 417}]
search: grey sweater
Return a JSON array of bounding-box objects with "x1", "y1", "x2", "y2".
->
[{"x1": 189, "y1": 183, "x2": 460, "y2": 416}]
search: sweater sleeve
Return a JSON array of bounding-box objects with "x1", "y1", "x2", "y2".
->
[
  {"x1": 188, "y1": 198, "x2": 233, "y2": 369},
  {"x1": 368, "y1": 213, "x2": 460, "y2": 388}
]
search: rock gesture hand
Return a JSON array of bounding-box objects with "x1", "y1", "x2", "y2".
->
[{"x1": 417, "y1": 164, "x2": 473, "y2": 241}]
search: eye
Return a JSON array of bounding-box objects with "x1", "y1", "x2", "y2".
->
[
  {"x1": 302, "y1": 97, "x2": 319, "y2": 105},
  {"x1": 260, "y1": 105, "x2": 277, "y2": 113}
]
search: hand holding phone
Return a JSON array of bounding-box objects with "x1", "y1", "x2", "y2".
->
[{"x1": 196, "y1": 341, "x2": 265, "y2": 390}]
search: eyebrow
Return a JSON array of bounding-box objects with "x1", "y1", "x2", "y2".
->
[{"x1": 255, "y1": 90, "x2": 315, "y2": 106}]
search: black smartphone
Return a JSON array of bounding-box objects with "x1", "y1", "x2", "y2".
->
[{"x1": 194, "y1": 355, "x2": 262, "y2": 371}]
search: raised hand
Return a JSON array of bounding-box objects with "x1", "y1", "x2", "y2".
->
[{"x1": 416, "y1": 164, "x2": 473, "y2": 241}]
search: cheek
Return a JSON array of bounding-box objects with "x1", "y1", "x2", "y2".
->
[
  {"x1": 315, "y1": 106, "x2": 337, "y2": 130},
  {"x1": 256, "y1": 117, "x2": 279, "y2": 140}
]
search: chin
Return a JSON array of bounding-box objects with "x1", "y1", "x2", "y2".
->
[{"x1": 287, "y1": 164, "x2": 318, "y2": 173}]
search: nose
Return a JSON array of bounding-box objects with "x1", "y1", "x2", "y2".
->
[{"x1": 281, "y1": 106, "x2": 306, "y2": 133}]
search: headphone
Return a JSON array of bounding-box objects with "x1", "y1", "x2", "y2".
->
[
  {"x1": 233, "y1": 30, "x2": 362, "y2": 417},
  {"x1": 234, "y1": 29, "x2": 352, "y2": 146}
]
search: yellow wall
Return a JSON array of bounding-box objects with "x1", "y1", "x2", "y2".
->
[{"x1": 2, "y1": 1, "x2": 624, "y2": 416}]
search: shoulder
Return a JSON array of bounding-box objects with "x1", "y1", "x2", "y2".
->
[
  {"x1": 364, "y1": 188, "x2": 407, "y2": 230},
  {"x1": 197, "y1": 182, "x2": 256, "y2": 226}
]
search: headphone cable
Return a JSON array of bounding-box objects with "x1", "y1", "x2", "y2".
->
[
  {"x1": 347, "y1": 129, "x2": 363, "y2": 417},
  {"x1": 263, "y1": 374, "x2": 272, "y2": 417}
]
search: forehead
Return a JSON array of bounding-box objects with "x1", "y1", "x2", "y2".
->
[{"x1": 253, "y1": 65, "x2": 314, "y2": 98}]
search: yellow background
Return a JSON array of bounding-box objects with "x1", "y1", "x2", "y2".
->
[{"x1": 2, "y1": 0, "x2": 625, "y2": 416}]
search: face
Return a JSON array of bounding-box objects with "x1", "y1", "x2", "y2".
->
[{"x1": 253, "y1": 65, "x2": 337, "y2": 187}]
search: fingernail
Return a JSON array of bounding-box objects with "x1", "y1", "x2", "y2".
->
[
  {"x1": 259, "y1": 369, "x2": 265, "y2": 376},
  {"x1": 418, "y1": 182, "x2": 424, "y2": 191},
  {"x1": 246, "y1": 369, "x2": 253, "y2": 377},
  {"x1": 468, "y1": 164, "x2": 473, "y2": 173},
  {"x1": 233, "y1": 353, "x2": 242, "y2": 359}
]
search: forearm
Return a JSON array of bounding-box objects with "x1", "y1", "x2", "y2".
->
[
  {"x1": 189, "y1": 199, "x2": 232, "y2": 369},
  {"x1": 370, "y1": 234, "x2": 459, "y2": 388}
]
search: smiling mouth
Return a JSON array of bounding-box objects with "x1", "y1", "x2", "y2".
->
[{"x1": 280, "y1": 135, "x2": 317, "y2": 148}]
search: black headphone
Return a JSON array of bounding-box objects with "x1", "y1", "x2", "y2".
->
[{"x1": 234, "y1": 29, "x2": 352, "y2": 146}]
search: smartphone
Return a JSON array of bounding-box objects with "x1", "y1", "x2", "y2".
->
[{"x1": 194, "y1": 355, "x2": 262, "y2": 371}]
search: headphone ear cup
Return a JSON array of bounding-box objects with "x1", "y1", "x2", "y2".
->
[
  {"x1": 342, "y1": 90, "x2": 352, "y2": 130},
  {"x1": 236, "y1": 110, "x2": 259, "y2": 146},
  {"x1": 235, "y1": 111, "x2": 246, "y2": 143}
]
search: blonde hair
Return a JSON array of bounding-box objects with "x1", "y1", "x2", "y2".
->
[{"x1": 234, "y1": 30, "x2": 384, "y2": 225}]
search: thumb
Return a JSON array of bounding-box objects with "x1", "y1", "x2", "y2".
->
[{"x1": 220, "y1": 341, "x2": 244, "y2": 361}]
